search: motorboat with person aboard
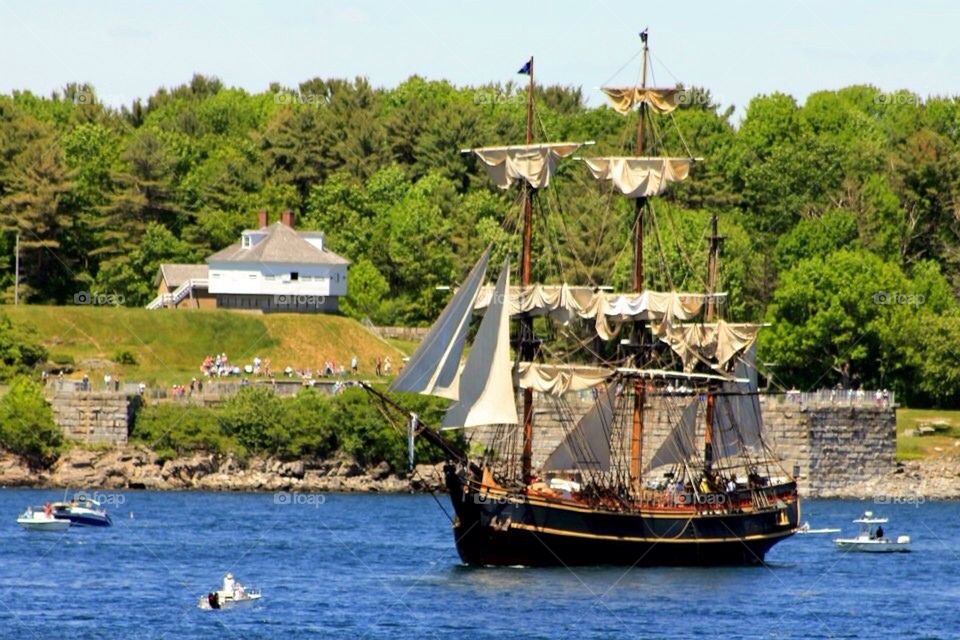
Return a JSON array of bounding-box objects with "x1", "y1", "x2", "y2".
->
[
  {"x1": 797, "y1": 521, "x2": 841, "y2": 535},
  {"x1": 833, "y1": 512, "x2": 911, "y2": 552},
  {"x1": 198, "y1": 573, "x2": 262, "y2": 610},
  {"x1": 17, "y1": 504, "x2": 71, "y2": 532}
]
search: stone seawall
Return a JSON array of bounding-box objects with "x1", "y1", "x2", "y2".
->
[
  {"x1": 762, "y1": 398, "x2": 896, "y2": 496},
  {"x1": 48, "y1": 391, "x2": 141, "y2": 446},
  {"x1": 37, "y1": 390, "x2": 900, "y2": 497},
  {"x1": 471, "y1": 393, "x2": 897, "y2": 498}
]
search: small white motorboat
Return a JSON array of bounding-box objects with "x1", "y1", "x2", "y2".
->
[
  {"x1": 198, "y1": 573, "x2": 262, "y2": 610},
  {"x1": 17, "y1": 507, "x2": 71, "y2": 532},
  {"x1": 797, "y1": 521, "x2": 841, "y2": 534},
  {"x1": 833, "y1": 512, "x2": 911, "y2": 552}
]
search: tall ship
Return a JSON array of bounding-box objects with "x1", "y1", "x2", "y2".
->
[{"x1": 369, "y1": 32, "x2": 800, "y2": 566}]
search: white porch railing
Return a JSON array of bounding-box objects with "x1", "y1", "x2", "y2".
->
[{"x1": 145, "y1": 278, "x2": 209, "y2": 309}]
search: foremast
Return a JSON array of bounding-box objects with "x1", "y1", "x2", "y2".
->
[{"x1": 520, "y1": 56, "x2": 536, "y2": 485}]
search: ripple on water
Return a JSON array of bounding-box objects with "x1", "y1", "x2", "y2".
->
[{"x1": 1, "y1": 491, "x2": 959, "y2": 639}]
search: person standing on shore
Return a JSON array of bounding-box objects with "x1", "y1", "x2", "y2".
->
[{"x1": 351, "y1": 355, "x2": 358, "y2": 375}]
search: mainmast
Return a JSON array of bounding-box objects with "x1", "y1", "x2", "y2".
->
[
  {"x1": 629, "y1": 30, "x2": 650, "y2": 498},
  {"x1": 633, "y1": 32, "x2": 649, "y2": 293},
  {"x1": 520, "y1": 56, "x2": 536, "y2": 485}
]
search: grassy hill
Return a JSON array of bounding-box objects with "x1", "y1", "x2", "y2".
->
[
  {"x1": 3, "y1": 305, "x2": 403, "y2": 386},
  {"x1": 896, "y1": 408, "x2": 960, "y2": 461}
]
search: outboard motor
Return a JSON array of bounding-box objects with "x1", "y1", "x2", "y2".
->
[{"x1": 207, "y1": 592, "x2": 220, "y2": 609}]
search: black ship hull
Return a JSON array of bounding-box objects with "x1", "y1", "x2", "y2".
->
[{"x1": 445, "y1": 466, "x2": 800, "y2": 567}]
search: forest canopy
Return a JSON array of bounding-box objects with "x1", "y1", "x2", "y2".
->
[{"x1": 2, "y1": 75, "x2": 960, "y2": 405}]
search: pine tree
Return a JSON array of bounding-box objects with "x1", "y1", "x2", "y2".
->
[{"x1": 0, "y1": 135, "x2": 75, "y2": 301}]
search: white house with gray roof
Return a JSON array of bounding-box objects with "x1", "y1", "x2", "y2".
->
[{"x1": 148, "y1": 210, "x2": 350, "y2": 313}]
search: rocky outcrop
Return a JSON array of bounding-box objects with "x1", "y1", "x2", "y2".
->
[
  {"x1": 0, "y1": 447, "x2": 443, "y2": 494},
  {"x1": 3, "y1": 445, "x2": 955, "y2": 499},
  {"x1": 813, "y1": 458, "x2": 960, "y2": 500}
]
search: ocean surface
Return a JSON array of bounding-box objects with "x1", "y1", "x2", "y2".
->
[{"x1": 1, "y1": 489, "x2": 957, "y2": 639}]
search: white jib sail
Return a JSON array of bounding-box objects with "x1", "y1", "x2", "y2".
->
[
  {"x1": 442, "y1": 259, "x2": 519, "y2": 428},
  {"x1": 389, "y1": 247, "x2": 492, "y2": 399}
]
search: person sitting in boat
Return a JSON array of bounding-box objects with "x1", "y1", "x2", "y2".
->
[
  {"x1": 43, "y1": 503, "x2": 52, "y2": 517},
  {"x1": 223, "y1": 573, "x2": 235, "y2": 595},
  {"x1": 875, "y1": 525, "x2": 884, "y2": 540}
]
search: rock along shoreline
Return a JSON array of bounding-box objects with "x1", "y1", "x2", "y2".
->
[
  {"x1": 0, "y1": 447, "x2": 958, "y2": 500},
  {"x1": 0, "y1": 447, "x2": 446, "y2": 494}
]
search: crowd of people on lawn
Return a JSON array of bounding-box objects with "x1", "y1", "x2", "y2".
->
[
  {"x1": 46, "y1": 351, "x2": 400, "y2": 400},
  {"x1": 198, "y1": 353, "x2": 395, "y2": 381}
]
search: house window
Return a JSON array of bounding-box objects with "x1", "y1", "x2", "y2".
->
[
  {"x1": 249, "y1": 274, "x2": 257, "y2": 279},
  {"x1": 242, "y1": 235, "x2": 251, "y2": 248},
  {"x1": 290, "y1": 272, "x2": 299, "y2": 281},
  {"x1": 265, "y1": 274, "x2": 276, "y2": 281}
]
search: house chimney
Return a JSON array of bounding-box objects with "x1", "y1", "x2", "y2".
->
[
  {"x1": 281, "y1": 209, "x2": 295, "y2": 228},
  {"x1": 257, "y1": 209, "x2": 268, "y2": 229}
]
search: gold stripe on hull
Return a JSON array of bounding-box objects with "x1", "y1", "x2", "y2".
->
[{"x1": 506, "y1": 521, "x2": 798, "y2": 544}]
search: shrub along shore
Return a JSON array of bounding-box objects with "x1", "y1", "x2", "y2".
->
[{"x1": 0, "y1": 377, "x2": 460, "y2": 484}]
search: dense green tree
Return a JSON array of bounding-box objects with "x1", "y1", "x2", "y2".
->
[
  {"x1": 341, "y1": 258, "x2": 390, "y2": 323},
  {"x1": 94, "y1": 222, "x2": 200, "y2": 306},
  {"x1": 761, "y1": 249, "x2": 952, "y2": 395},
  {"x1": 5, "y1": 75, "x2": 960, "y2": 402},
  {"x1": 0, "y1": 133, "x2": 75, "y2": 301},
  {"x1": 95, "y1": 129, "x2": 181, "y2": 270},
  {"x1": 0, "y1": 313, "x2": 47, "y2": 379},
  {"x1": 0, "y1": 376, "x2": 61, "y2": 467}
]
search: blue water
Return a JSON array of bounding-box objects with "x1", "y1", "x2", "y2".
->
[{"x1": 0, "y1": 490, "x2": 957, "y2": 639}]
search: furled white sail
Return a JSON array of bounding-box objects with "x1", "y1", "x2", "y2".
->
[
  {"x1": 582, "y1": 157, "x2": 691, "y2": 199},
  {"x1": 646, "y1": 397, "x2": 699, "y2": 471},
  {"x1": 543, "y1": 383, "x2": 617, "y2": 472},
  {"x1": 389, "y1": 248, "x2": 491, "y2": 399},
  {"x1": 443, "y1": 260, "x2": 518, "y2": 428},
  {"x1": 601, "y1": 87, "x2": 682, "y2": 115},
  {"x1": 517, "y1": 362, "x2": 613, "y2": 396},
  {"x1": 470, "y1": 142, "x2": 581, "y2": 190},
  {"x1": 655, "y1": 320, "x2": 763, "y2": 372},
  {"x1": 474, "y1": 285, "x2": 715, "y2": 341}
]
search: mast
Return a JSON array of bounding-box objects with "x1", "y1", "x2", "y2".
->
[
  {"x1": 633, "y1": 33, "x2": 649, "y2": 292},
  {"x1": 704, "y1": 390, "x2": 716, "y2": 475},
  {"x1": 705, "y1": 210, "x2": 722, "y2": 473},
  {"x1": 520, "y1": 56, "x2": 536, "y2": 485},
  {"x1": 629, "y1": 30, "x2": 650, "y2": 497},
  {"x1": 706, "y1": 212, "x2": 723, "y2": 321}
]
